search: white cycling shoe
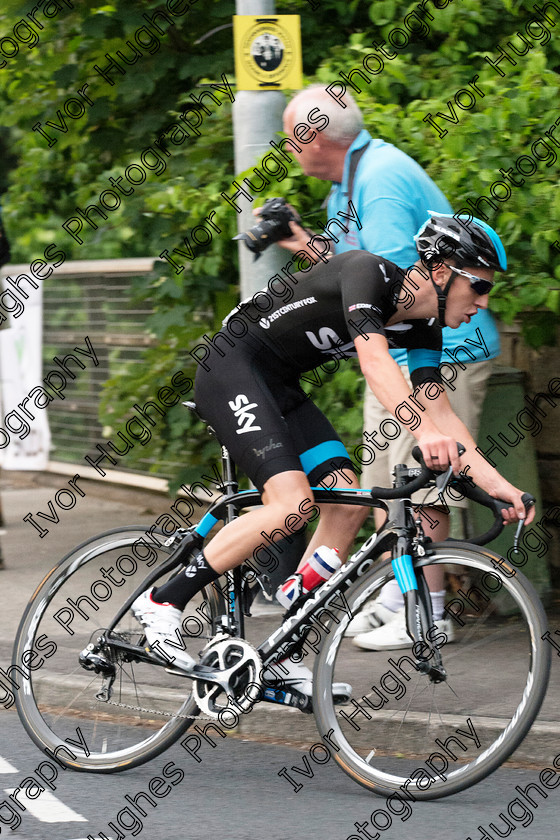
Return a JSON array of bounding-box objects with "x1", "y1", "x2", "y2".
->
[
  {"x1": 352, "y1": 607, "x2": 455, "y2": 651},
  {"x1": 132, "y1": 590, "x2": 353, "y2": 702},
  {"x1": 131, "y1": 589, "x2": 196, "y2": 670},
  {"x1": 263, "y1": 659, "x2": 352, "y2": 704},
  {"x1": 345, "y1": 598, "x2": 401, "y2": 637}
]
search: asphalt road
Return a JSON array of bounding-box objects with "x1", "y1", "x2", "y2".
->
[
  {"x1": 2, "y1": 476, "x2": 560, "y2": 839},
  {"x1": 2, "y1": 713, "x2": 560, "y2": 840}
]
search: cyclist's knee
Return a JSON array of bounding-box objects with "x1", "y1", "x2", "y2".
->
[
  {"x1": 268, "y1": 493, "x2": 316, "y2": 525},
  {"x1": 320, "y1": 502, "x2": 368, "y2": 530}
]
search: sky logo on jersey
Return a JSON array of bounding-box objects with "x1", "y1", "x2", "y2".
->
[
  {"x1": 305, "y1": 327, "x2": 357, "y2": 358},
  {"x1": 229, "y1": 394, "x2": 262, "y2": 435}
]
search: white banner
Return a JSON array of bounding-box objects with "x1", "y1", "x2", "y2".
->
[{"x1": 0, "y1": 272, "x2": 51, "y2": 470}]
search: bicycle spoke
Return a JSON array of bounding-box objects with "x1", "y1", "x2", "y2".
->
[
  {"x1": 14, "y1": 528, "x2": 224, "y2": 771},
  {"x1": 312, "y1": 546, "x2": 550, "y2": 799}
]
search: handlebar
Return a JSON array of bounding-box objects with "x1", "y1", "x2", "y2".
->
[
  {"x1": 370, "y1": 443, "x2": 535, "y2": 546},
  {"x1": 368, "y1": 444, "x2": 466, "y2": 500},
  {"x1": 369, "y1": 460, "x2": 433, "y2": 500}
]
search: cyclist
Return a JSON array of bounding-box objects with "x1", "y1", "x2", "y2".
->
[{"x1": 133, "y1": 213, "x2": 534, "y2": 698}]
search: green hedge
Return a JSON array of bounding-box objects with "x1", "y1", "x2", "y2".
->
[{"x1": 1, "y1": 0, "x2": 559, "y2": 485}]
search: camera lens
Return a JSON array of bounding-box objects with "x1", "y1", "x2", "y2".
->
[
  {"x1": 234, "y1": 218, "x2": 286, "y2": 256},
  {"x1": 233, "y1": 197, "x2": 295, "y2": 258}
]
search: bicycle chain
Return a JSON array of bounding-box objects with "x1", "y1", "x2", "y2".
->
[
  {"x1": 104, "y1": 696, "x2": 218, "y2": 722},
  {"x1": 103, "y1": 637, "x2": 262, "y2": 723}
]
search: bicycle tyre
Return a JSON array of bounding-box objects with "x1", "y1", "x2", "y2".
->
[
  {"x1": 13, "y1": 526, "x2": 225, "y2": 773},
  {"x1": 312, "y1": 542, "x2": 550, "y2": 799}
]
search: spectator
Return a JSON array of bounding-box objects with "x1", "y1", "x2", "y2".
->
[{"x1": 273, "y1": 85, "x2": 500, "y2": 649}]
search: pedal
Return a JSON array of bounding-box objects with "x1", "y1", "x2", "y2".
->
[{"x1": 262, "y1": 685, "x2": 312, "y2": 713}]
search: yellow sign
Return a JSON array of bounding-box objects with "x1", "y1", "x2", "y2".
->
[{"x1": 234, "y1": 15, "x2": 302, "y2": 91}]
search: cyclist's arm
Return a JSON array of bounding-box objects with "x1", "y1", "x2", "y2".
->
[
  {"x1": 355, "y1": 332, "x2": 459, "y2": 468},
  {"x1": 355, "y1": 334, "x2": 533, "y2": 524},
  {"x1": 416, "y1": 385, "x2": 534, "y2": 524}
]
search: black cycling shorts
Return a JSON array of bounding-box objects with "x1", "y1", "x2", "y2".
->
[{"x1": 194, "y1": 335, "x2": 353, "y2": 492}]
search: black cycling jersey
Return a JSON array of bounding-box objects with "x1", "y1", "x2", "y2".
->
[
  {"x1": 194, "y1": 250, "x2": 442, "y2": 491},
  {"x1": 223, "y1": 250, "x2": 442, "y2": 389}
]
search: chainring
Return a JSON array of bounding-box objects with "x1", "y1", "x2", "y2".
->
[{"x1": 193, "y1": 636, "x2": 262, "y2": 719}]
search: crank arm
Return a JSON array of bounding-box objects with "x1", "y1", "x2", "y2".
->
[
  {"x1": 101, "y1": 634, "x2": 167, "y2": 667},
  {"x1": 189, "y1": 658, "x2": 256, "y2": 694}
]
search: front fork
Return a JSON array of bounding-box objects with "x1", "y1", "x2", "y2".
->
[{"x1": 389, "y1": 511, "x2": 447, "y2": 682}]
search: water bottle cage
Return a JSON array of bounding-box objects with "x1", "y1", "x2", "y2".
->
[{"x1": 283, "y1": 573, "x2": 313, "y2": 615}]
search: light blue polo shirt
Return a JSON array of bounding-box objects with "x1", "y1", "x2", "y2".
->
[{"x1": 327, "y1": 130, "x2": 500, "y2": 363}]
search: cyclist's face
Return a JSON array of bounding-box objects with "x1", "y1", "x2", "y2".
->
[
  {"x1": 445, "y1": 266, "x2": 494, "y2": 328},
  {"x1": 432, "y1": 264, "x2": 494, "y2": 328}
]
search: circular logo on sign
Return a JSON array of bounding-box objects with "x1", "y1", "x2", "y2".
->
[
  {"x1": 241, "y1": 21, "x2": 296, "y2": 86},
  {"x1": 259, "y1": 317, "x2": 271, "y2": 329},
  {"x1": 252, "y1": 33, "x2": 284, "y2": 72}
]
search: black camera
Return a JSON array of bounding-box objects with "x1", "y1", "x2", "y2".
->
[{"x1": 233, "y1": 197, "x2": 298, "y2": 259}]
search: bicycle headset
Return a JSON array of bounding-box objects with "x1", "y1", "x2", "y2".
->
[{"x1": 413, "y1": 212, "x2": 508, "y2": 328}]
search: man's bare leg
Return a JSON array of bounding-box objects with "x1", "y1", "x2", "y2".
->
[{"x1": 298, "y1": 468, "x2": 369, "y2": 566}]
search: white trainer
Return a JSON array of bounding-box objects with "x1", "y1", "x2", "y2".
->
[
  {"x1": 131, "y1": 589, "x2": 195, "y2": 670},
  {"x1": 263, "y1": 658, "x2": 352, "y2": 703},
  {"x1": 353, "y1": 609, "x2": 455, "y2": 651},
  {"x1": 345, "y1": 599, "x2": 401, "y2": 637}
]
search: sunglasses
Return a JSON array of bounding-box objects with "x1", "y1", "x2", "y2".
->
[{"x1": 443, "y1": 264, "x2": 494, "y2": 296}]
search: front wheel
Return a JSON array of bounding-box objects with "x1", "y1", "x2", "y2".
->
[
  {"x1": 312, "y1": 542, "x2": 550, "y2": 799},
  {"x1": 13, "y1": 526, "x2": 224, "y2": 772}
]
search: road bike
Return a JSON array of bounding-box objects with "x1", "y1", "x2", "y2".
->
[{"x1": 13, "y1": 402, "x2": 550, "y2": 799}]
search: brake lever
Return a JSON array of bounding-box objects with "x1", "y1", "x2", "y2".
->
[
  {"x1": 511, "y1": 494, "x2": 535, "y2": 551},
  {"x1": 512, "y1": 518, "x2": 525, "y2": 553},
  {"x1": 432, "y1": 443, "x2": 466, "y2": 501},
  {"x1": 435, "y1": 465, "x2": 454, "y2": 498}
]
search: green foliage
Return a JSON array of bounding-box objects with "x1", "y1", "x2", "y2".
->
[{"x1": 1, "y1": 0, "x2": 559, "y2": 485}]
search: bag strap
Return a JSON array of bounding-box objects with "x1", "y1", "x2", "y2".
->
[
  {"x1": 346, "y1": 140, "x2": 371, "y2": 204},
  {"x1": 322, "y1": 140, "x2": 371, "y2": 211}
]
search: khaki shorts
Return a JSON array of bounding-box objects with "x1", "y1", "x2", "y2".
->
[{"x1": 360, "y1": 360, "x2": 493, "y2": 507}]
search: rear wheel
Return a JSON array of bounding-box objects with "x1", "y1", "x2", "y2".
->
[
  {"x1": 313, "y1": 543, "x2": 550, "y2": 799},
  {"x1": 14, "y1": 526, "x2": 224, "y2": 772}
]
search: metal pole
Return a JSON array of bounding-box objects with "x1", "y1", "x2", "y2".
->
[
  {"x1": 233, "y1": 3, "x2": 305, "y2": 587},
  {"x1": 234, "y1": 0, "x2": 287, "y2": 298}
]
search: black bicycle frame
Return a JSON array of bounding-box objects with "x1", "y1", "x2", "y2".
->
[{"x1": 104, "y1": 451, "x2": 439, "y2": 678}]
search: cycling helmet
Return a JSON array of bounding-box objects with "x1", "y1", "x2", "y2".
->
[
  {"x1": 415, "y1": 212, "x2": 507, "y2": 271},
  {"x1": 413, "y1": 212, "x2": 507, "y2": 326}
]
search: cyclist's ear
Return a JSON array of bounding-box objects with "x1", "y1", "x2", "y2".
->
[{"x1": 430, "y1": 263, "x2": 454, "y2": 289}]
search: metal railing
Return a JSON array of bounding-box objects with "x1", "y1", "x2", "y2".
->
[{"x1": 41, "y1": 258, "x2": 160, "y2": 473}]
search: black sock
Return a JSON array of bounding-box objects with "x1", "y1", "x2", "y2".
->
[{"x1": 152, "y1": 550, "x2": 220, "y2": 611}]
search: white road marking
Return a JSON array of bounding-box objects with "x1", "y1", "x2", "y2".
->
[
  {"x1": 4, "y1": 789, "x2": 87, "y2": 823},
  {"x1": 0, "y1": 756, "x2": 18, "y2": 773}
]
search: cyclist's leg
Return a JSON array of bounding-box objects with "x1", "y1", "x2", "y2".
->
[
  {"x1": 205, "y1": 470, "x2": 315, "y2": 572},
  {"x1": 299, "y1": 466, "x2": 368, "y2": 563},
  {"x1": 278, "y1": 395, "x2": 368, "y2": 562},
  {"x1": 152, "y1": 342, "x2": 320, "y2": 607}
]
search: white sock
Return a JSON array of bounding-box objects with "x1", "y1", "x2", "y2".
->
[
  {"x1": 380, "y1": 582, "x2": 446, "y2": 621},
  {"x1": 430, "y1": 589, "x2": 446, "y2": 621},
  {"x1": 378, "y1": 580, "x2": 404, "y2": 613}
]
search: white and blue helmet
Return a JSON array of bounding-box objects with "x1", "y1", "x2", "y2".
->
[{"x1": 415, "y1": 212, "x2": 507, "y2": 272}]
